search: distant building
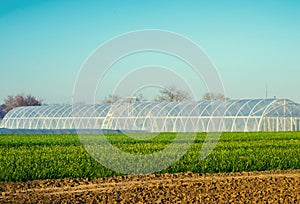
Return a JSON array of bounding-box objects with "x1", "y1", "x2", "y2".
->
[{"x1": 0, "y1": 104, "x2": 6, "y2": 121}]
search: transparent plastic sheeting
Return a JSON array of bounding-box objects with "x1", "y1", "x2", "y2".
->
[{"x1": 1, "y1": 99, "x2": 300, "y2": 132}]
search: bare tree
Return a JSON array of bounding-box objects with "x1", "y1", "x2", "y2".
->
[
  {"x1": 202, "y1": 92, "x2": 229, "y2": 101},
  {"x1": 4, "y1": 94, "x2": 43, "y2": 113},
  {"x1": 103, "y1": 94, "x2": 122, "y2": 104},
  {"x1": 156, "y1": 86, "x2": 190, "y2": 102}
]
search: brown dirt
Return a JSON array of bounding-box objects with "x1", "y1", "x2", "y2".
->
[{"x1": 1, "y1": 170, "x2": 299, "y2": 203}]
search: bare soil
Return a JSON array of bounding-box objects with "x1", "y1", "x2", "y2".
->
[{"x1": 1, "y1": 170, "x2": 299, "y2": 203}]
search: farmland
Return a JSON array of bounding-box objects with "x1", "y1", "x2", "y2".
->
[
  {"x1": 0, "y1": 132, "x2": 299, "y2": 182},
  {"x1": 2, "y1": 170, "x2": 299, "y2": 203}
]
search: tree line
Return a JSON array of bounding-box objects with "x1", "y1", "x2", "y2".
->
[
  {"x1": 103, "y1": 86, "x2": 229, "y2": 104},
  {"x1": 0, "y1": 87, "x2": 229, "y2": 119}
]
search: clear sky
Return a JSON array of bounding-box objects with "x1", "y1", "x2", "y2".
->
[{"x1": 0, "y1": 0, "x2": 300, "y2": 104}]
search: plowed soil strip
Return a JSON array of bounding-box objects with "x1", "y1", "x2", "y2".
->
[{"x1": 1, "y1": 170, "x2": 300, "y2": 203}]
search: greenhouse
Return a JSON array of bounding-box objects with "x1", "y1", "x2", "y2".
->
[{"x1": 1, "y1": 98, "x2": 300, "y2": 132}]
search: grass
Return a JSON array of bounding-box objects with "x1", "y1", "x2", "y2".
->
[{"x1": 0, "y1": 132, "x2": 299, "y2": 182}]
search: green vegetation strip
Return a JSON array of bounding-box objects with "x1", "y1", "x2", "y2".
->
[{"x1": 0, "y1": 132, "x2": 299, "y2": 182}]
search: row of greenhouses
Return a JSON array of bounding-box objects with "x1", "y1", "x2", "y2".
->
[{"x1": 1, "y1": 98, "x2": 300, "y2": 132}]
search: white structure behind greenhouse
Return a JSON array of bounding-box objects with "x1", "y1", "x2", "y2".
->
[{"x1": 1, "y1": 99, "x2": 300, "y2": 132}]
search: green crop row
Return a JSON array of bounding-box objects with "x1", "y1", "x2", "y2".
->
[{"x1": 0, "y1": 132, "x2": 299, "y2": 182}]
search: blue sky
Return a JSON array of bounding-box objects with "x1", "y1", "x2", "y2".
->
[{"x1": 0, "y1": 0, "x2": 300, "y2": 104}]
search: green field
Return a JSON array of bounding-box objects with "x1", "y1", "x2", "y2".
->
[{"x1": 0, "y1": 132, "x2": 299, "y2": 182}]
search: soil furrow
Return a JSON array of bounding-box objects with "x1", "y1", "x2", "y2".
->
[{"x1": 1, "y1": 170, "x2": 299, "y2": 203}]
